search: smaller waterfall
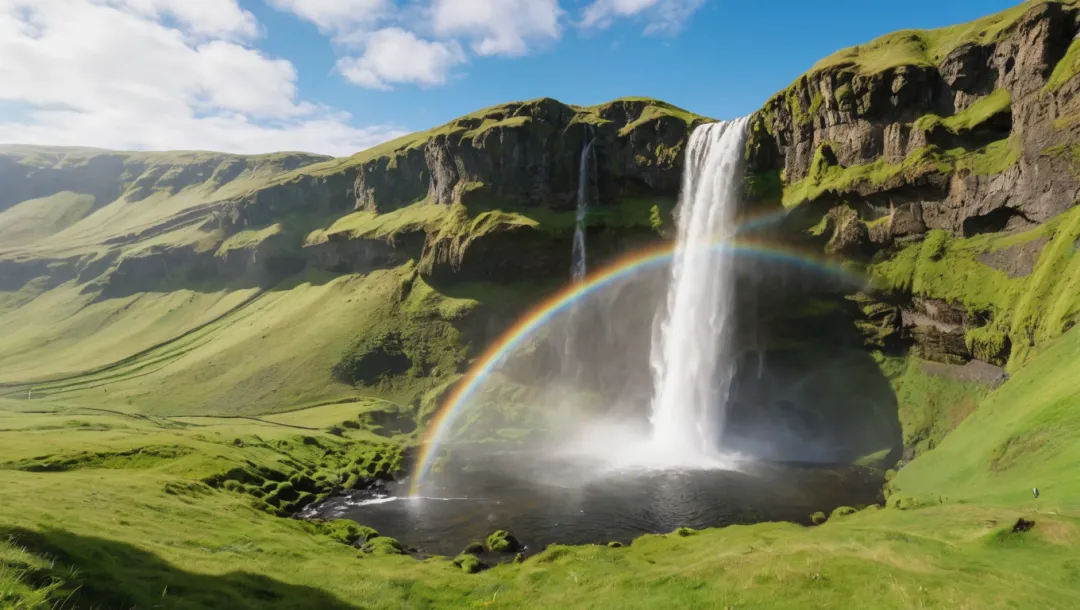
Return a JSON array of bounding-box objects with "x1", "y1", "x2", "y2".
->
[{"x1": 571, "y1": 137, "x2": 595, "y2": 282}]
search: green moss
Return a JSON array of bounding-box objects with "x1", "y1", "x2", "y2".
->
[
  {"x1": 834, "y1": 83, "x2": 853, "y2": 104},
  {"x1": 674, "y1": 527, "x2": 698, "y2": 537},
  {"x1": 872, "y1": 206, "x2": 1080, "y2": 370},
  {"x1": 316, "y1": 202, "x2": 450, "y2": 243},
  {"x1": 810, "y1": 511, "x2": 828, "y2": 526},
  {"x1": 318, "y1": 521, "x2": 379, "y2": 546},
  {"x1": 452, "y1": 554, "x2": 487, "y2": 574},
  {"x1": 216, "y1": 224, "x2": 283, "y2": 255},
  {"x1": 461, "y1": 541, "x2": 485, "y2": 555},
  {"x1": 486, "y1": 529, "x2": 520, "y2": 553},
  {"x1": 829, "y1": 506, "x2": 857, "y2": 519},
  {"x1": 810, "y1": 2, "x2": 1039, "y2": 76},
  {"x1": 913, "y1": 89, "x2": 1011, "y2": 134},
  {"x1": 966, "y1": 321, "x2": 1010, "y2": 365},
  {"x1": 1046, "y1": 35, "x2": 1080, "y2": 92},
  {"x1": 786, "y1": 85, "x2": 812, "y2": 127},
  {"x1": 361, "y1": 536, "x2": 405, "y2": 556},
  {"x1": 783, "y1": 141, "x2": 1016, "y2": 208}
]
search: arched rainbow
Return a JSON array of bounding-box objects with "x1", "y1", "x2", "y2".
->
[{"x1": 408, "y1": 239, "x2": 864, "y2": 495}]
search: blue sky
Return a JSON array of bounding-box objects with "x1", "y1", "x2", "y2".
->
[
  {"x1": 0, "y1": 0, "x2": 1021, "y2": 155},
  {"x1": 245, "y1": 0, "x2": 1019, "y2": 130}
]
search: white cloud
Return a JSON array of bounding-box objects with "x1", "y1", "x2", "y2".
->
[
  {"x1": 105, "y1": 0, "x2": 259, "y2": 40},
  {"x1": 337, "y1": 27, "x2": 465, "y2": 90},
  {"x1": 265, "y1": 0, "x2": 391, "y2": 33},
  {"x1": 432, "y1": 0, "x2": 562, "y2": 56},
  {"x1": 0, "y1": 0, "x2": 403, "y2": 155},
  {"x1": 582, "y1": 0, "x2": 705, "y2": 35}
]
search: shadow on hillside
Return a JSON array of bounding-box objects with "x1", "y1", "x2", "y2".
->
[{"x1": 1, "y1": 527, "x2": 358, "y2": 610}]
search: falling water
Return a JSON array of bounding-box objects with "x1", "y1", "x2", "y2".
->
[
  {"x1": 649, "y1": 118, "x2": 749, "y2": 462},
  {"x1": 571, "y1": 137, "x2": 595, "y2": 282}
]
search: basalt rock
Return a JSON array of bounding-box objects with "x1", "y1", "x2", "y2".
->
[{"x1": 748, "y1": 2, "x2": 1080, "y2": 238}]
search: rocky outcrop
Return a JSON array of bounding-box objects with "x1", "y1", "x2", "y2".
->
[
  {"x1": 748, "y1": 1, "x2": 1080, "y2": 238},
  {"x1": 349, "y1": 98, "x2": 704, "y2": 214}
]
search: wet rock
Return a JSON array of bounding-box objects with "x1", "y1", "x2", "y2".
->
[
  {"x1": 361, "y1": 536, "x2": 405, "y2": 556},
  {"x1": 486, "y1": 529, "x2": 521, "y2": 553},
  {"x1": 830, "y1": 506, "x2": 857, "y2": 519},
  {"x1": 452, "y1": 554, "x2": 487, "y2": 574},
  {"x1": 1012, "y1": 518, "x2": 1035, "y2": 533},
  {"x1": 461, "y1": 542, "x2": 485, "y2": 555}
]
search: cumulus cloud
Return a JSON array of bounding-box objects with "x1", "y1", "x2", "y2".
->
[
  {"x1": 336, "y1": 28, "x2": 465, "y2": 90},
  {"x1": 270, "y1": 0, "x2": 565, "y2": 89},
  {"x1": 0, "y1": 0, "x2": 403, "y2": 155},
  {"x1": 581, "y1": 0, "x2": 705, "y2": 35},
  {"x1": 265, "y1": 0, "x2": 392, "y2": 33},
  {"x1": 431, "y1": 0, "x2": 562, "y2": 56}
]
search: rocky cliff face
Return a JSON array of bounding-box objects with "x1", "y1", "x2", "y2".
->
[{"x1": 744, "y1": 0, "x2": 1080, "y2": 379}]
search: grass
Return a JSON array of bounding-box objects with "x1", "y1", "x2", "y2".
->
[
  {"x1": 1045, "y1": 33, "x2": 1080, "y2": 92},
  {"x1": 0, "y1": 191, "x2": 97, "y2": 247},
  {"x1": 884, "y1": 356, "x2": 994, "y2": 456},
  {"x1": 216, "y1": 224, "x2": 283, "y2": 255},
  {"x1": 0, "y1": 266, "x2": 477, "y2": 415},
  {"x1": 892, "y1": 326, "x2": 1080, "y2": 509},
  {"x1": 871, "y1": 205, "x2": 1080, "y2": 370},
  {"x1": 809, "y1": 1, "x2": 1059, "y2": 77},
  {"x1": 782, "y1": 139, "x2": 1020, "y2": 208},
  {"x1": 0, "y1": 147, "x2": 327, "y2": 261},
  {"x1": 913, "y1": 89, "x2": 1011, "y2": 134},
  {"x1": 2, "y1": 396, "x2": 1080, "y2": 608},
  {"x1": 299, "y1": 96, "x2": 705, "y2": 180}
]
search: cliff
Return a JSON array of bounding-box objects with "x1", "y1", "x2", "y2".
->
[{"x1": 740, "y1": 0, "x2": 1080, "y2": 456}]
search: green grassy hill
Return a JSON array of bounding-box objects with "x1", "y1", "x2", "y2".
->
[{"x1": 4, "y1": 3, "x2": 1080, "y2": 606}]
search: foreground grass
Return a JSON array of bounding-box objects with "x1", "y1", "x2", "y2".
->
[{"x1": 2, "y1": 384, "x2": 1080, "y2": 609}]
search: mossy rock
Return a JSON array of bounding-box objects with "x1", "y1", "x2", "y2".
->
[
  {"x1": 361, "y1": 536, "x2": 405, "y2": 556},
  {"x1": 275, "y1": 481, "x2": 299, "y2": 502},
  {"x1": 830, "y1": 506, "x2": 857, "y2": 519},
  {"x1": 462, "y1": 541, "x2": 485, "y2": 555},
  {"x1": 674, "y1": 527, "x2": 698, "y2": 537},
  {"x1": 486, "y1": 529, "x2": 520, "y2": 553},
  {"x1": 452, "y1": 554, "x2": 487, "y2": 574},
  {"x1": 884, "y1": 469, "x2": 898, "y2": 481},
  {"x1": 319, "y1": 520, "x2": 379, "y2": 545},
  {"x1": 607, "y1": 541, "x2": 623, "y2": 548},
  {"x1": 294, "y1": 492, "x2": 316, "y2": 510},
  {"x1": 810, "y1": 511, "x2": 828, "y2": 526},
  {"x1": 343, "y1": 474, "x2": 362, "y2": 489},
  {"x1": 222, "y1": 480, "x2": 244, "y2": 492}
]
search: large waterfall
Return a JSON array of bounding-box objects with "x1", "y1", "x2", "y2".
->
[
  {"x1": 649, "y1": 119, "x2": 749, "y2": 461},
  {"x1": 571, "y1": 137, "x2": 595, "y2": 282}
]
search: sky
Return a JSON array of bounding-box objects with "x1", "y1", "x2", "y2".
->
[{"x1": 0, "y1": 0, "x2": 1022, "y2": 156}]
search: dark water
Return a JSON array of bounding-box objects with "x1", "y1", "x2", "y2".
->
[{"x1": 304, "y1": 455, "x2": 882, "y2": 557}]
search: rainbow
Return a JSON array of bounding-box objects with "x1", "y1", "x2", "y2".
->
[{"x1": 408, "y1": 239, "x2": 863, "y2": 495}]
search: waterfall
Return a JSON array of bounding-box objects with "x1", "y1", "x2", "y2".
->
[
  {"x1": 571, "y1": 137, "x2": 595, "y2": 282},
  {"x1": 649, "y1": 118, "x2": 749, "y2": 461}
]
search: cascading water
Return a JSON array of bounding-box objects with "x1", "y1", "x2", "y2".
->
[
  {"x1": 571, "y1": 137, "x2": 595, "y2": 282},
  {"x1": 649, "y1": 118, "x2": 749, "y2": 462}
]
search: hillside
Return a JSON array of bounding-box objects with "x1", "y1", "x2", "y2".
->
[
  {"x1": 0, "y1": 98, "x2": 701, "y2": 415},
  {"x1": 4, "y1": 1, "x2": 1080, "y2": 608}
]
